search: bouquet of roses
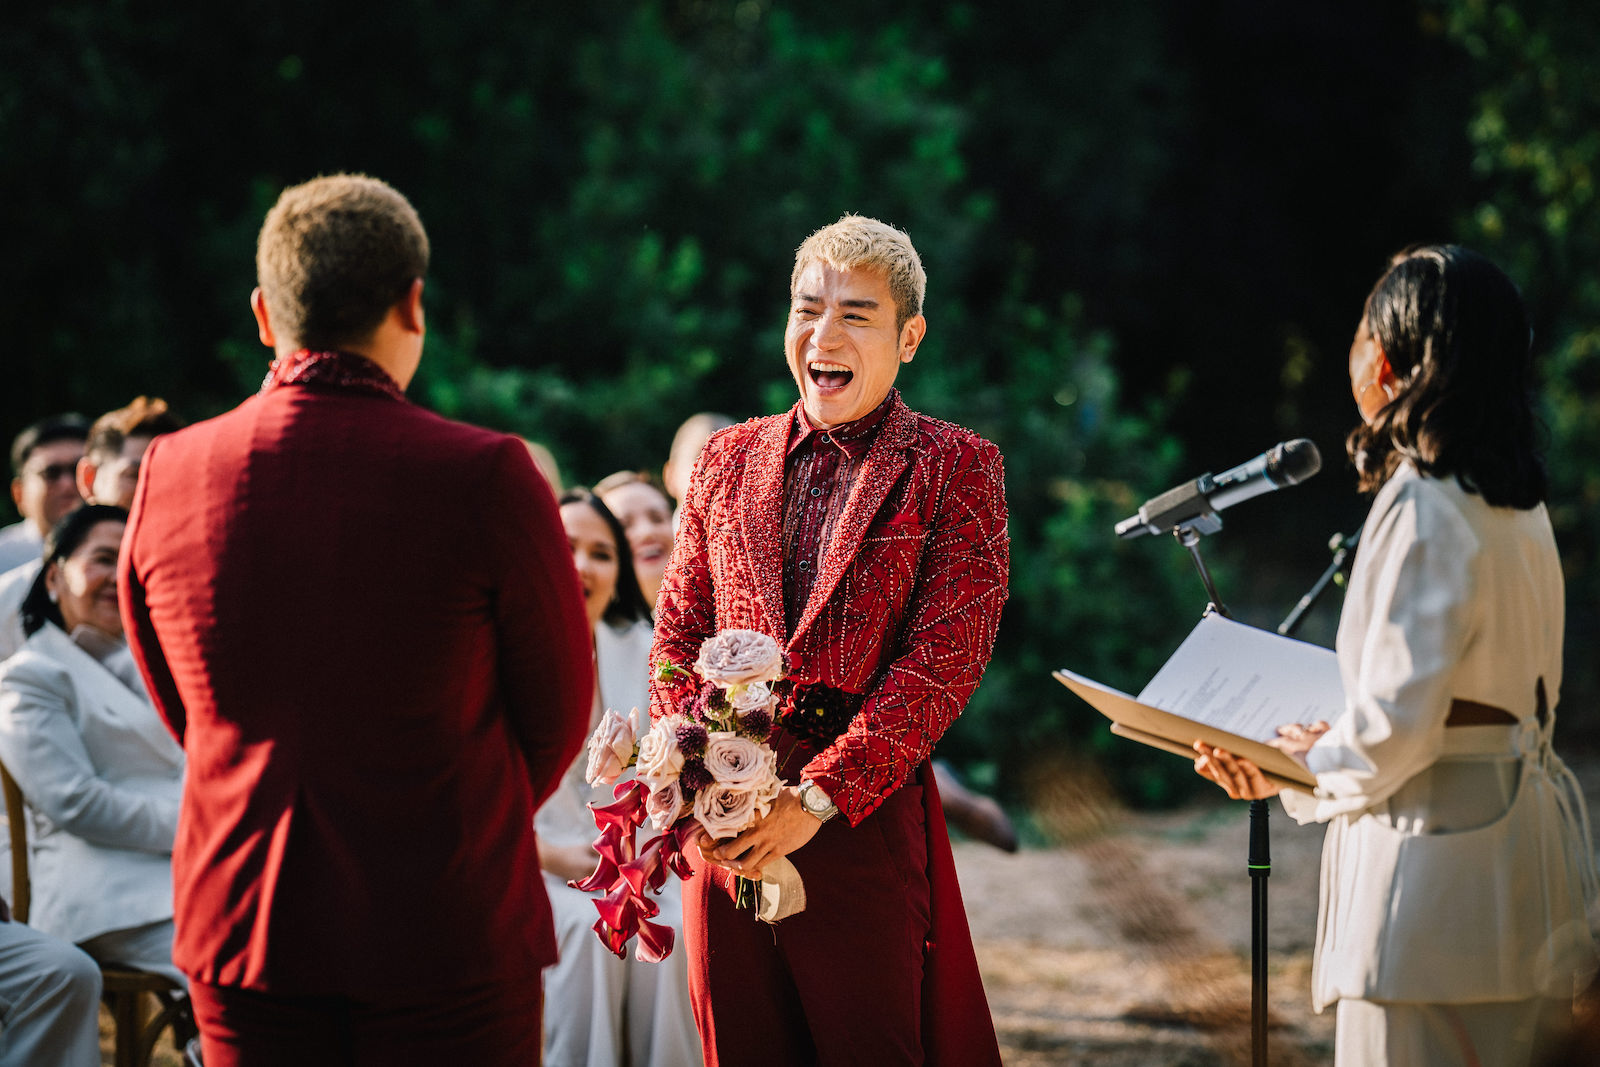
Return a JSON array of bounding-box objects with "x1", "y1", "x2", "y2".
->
[{"x1": 574, "y1": 628, "x2": 786, "y2": 961}]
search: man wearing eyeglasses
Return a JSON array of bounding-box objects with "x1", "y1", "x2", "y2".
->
[{"x1": 0, "y1": 415, "x2": 90, "y2": 574}]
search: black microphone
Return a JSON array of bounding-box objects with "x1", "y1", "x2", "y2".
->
[{"x1": 1114, "y1": 439, "x2": 1322, "y2": 539}]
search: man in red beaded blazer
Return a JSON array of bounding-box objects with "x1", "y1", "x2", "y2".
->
[
  {"x1": 650, "y1": 215, "x2": 1009, "y2": 1066},
  {"x1": 119, "y1": 175, "x2": 593, "y2": 1066}
]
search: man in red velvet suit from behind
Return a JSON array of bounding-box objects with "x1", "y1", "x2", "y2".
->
[
  {"x1": 120, "y1": 175, "x2": 593, "y2": 1065},
  {"x1": 650, "y1": 215, "x2": 1009, "y2": 1065}
]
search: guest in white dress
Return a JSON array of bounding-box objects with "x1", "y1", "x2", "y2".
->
[
  {"x1": 537, "y1": 488, "x2": 700, "y2": 1067},
  {"x1": 1195, "y1": 245, "x2": 1598, "y2": 1066},
  {"x1": 0, "y1": 504, "x2": 184, "y2": 986}
]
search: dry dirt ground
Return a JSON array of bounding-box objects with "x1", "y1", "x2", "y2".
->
[
  {"x1": 963, "y1": 796, "x2": 1336, "y2": 1066},
  {"x1": 105, "y1": 760, "x2": 1600, "y2": 1066}
]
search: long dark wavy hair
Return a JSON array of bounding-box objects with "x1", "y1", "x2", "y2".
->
[
  {"x1": 558, "y1": 488, "x2": 652, "y2": 628},
  {"x1": 1346, "y1": 244, "x2": 1546, "y2": 508}
]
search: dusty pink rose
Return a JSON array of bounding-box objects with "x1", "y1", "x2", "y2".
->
[
  {"x1": 693, "y1": 784, "x2": 761, "y2": 840},
  {"x1": 645, "y1": 779, "x2": 688, "y2": 832},
  {"x1": 635, "y1": 715, "x2": 687, "y2": 788},
  {"x1": 585, "y1": 707, "x2": 639, "y2": 785},
  {"x1": 702, "y1": 733, "x2": 780, "y2": 809},
  {"x1": 694, "y1": 629, "x2": 785, "y2": 688}
]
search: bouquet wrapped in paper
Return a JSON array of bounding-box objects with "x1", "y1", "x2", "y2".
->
[{"x1": 574, "y1": 629, "x2": 788, "y2": 961}]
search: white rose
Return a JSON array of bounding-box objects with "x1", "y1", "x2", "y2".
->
[
  {"x1": 702, "y1": 733, "x2": 780, "y2": 804},
  {"x1": 694, "y1": 629, "x2": 785, "y2": 688},
  {"x1": 645, "y1": 779, "x2": 688, "y2": 832},
  {"x1": 728, "y1": 680, "x2": 776, "y2": 713},
  {"x1": 693, "y1": 785, "x2": 760, "y2": 840},
  {"x1": 635, "y1": 714, "x2": 687, "y2": 788},
  {"x1": 584, "y1": 707, "x2": 637, "y2": 785}
]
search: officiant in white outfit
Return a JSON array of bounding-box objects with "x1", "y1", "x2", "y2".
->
[
  {"x1": 538, "y1": 488, "x2": 700, "y2": 1067},
  {"x1": 1195, "y1": 245, "x2": 1598, "y2": 1066}
]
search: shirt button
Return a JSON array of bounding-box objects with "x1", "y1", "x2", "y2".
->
[
  {"x1": 798, "y1": 560, "x2": 810, "y2": 569},
  {"x1": 820, "y1": 433, "x2": 831, "y2": 443},
  {"x1": 810, "y1": 487, "x2": 823, "y2": 497}
]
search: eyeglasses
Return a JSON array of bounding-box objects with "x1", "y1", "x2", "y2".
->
[{"x1": 25, "y1": 463, "x2": 77, "y2": 484}]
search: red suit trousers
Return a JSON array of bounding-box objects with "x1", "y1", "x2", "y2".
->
[
  {"x1": 189, "y1": 978, "x2": 543, "y2": 1067},
  {"x1": 684, "y1": 780, "x2": 931, "y2": 1066}
]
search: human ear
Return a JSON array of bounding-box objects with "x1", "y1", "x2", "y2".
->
[
  {"x1": 899, "y1": 314, "x2": 927, "y2": 364},
  {"x1": 1373, "y1": 347, "x2": 1398, "y2": 400},
  {"x1": 250, "y1": 288, "x2": 277, "y2": 348},
  {"x1": 397, "y1": 278, "x2": 425, "y2": 335},
  {"x1": 75, "y1": 456, "x2": 97, "y2": 503}
]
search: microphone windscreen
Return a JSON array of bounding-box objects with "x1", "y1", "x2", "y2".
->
[{"x1": 1270, "y1": 438, "x2": 1322, "y2": 486}]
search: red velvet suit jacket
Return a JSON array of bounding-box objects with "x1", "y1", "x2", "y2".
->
[
  {"x1": 650, "y1": 391, "x2": 1009, "y2": 821},
  {"x1": 119, "y1": 379, "x2": 593, "y2": 996}
]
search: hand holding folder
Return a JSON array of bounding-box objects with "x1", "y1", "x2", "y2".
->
[{"x1": 1054, "y1": 614, "x2": 1346, "y2": 794}]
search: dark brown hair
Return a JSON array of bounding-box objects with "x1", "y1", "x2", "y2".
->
[
  {"x1": 20, "y1": 504, "x2": 128, "y2": 637},
  {"x1": 256, "y1": 174, "x2": 430, "y2": 351},
  {"x1": 558, "y1": 488, "x2": 652, "y2": 628},
  {"x1": 1347, "y1": 245, "x2": 1546, "y2": 508}
]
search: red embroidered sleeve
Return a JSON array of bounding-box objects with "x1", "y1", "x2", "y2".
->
[
  {"x1": 648, "y1": 435, "x2": 726, "y2": 721},
  {"x1": 802, "y1": 437, "x2": 1009, "y2": 824}
]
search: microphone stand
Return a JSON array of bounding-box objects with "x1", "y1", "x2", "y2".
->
[
  {"x1": 1165, "y1": 516, "x2": 1268, "y2": 1066},
  {"x1": 1277, "y1": 525, "x2": 1363, "y2": 636}
]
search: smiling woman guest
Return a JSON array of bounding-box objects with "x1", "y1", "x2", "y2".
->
[
  {"x1": 596, "y1": 471, "x2": 676, "y2": 612},
  {"x1": 0, "y1": 504, "x2": 185, "y2": 986}
]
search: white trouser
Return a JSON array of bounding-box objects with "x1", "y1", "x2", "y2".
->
[{"x1": 0, "y1": 919, "x2": 102, "y2": 1067}]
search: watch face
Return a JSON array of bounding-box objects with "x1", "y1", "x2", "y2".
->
[{"x1": 802, "y1": 787, "x2": 826, "y2": 814}]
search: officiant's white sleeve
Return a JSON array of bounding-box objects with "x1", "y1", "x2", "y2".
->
[{"x1": 1280, "y1": 473, "x2": 1480, "y2": 825}]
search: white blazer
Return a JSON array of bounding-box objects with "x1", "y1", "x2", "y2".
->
[
  {"x1": 1281, "y1": 465, "x2": 1597, "y2": 1006},
  {"x1": 0, "y1": 623, "x2": 183, "y2": 944}
]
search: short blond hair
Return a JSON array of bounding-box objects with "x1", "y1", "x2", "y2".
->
[
  {"x1": 791, "y1": 215, "x2": 926, "y2": 330},
  {"x1": 256, "y1": 174, "x2": 430, "y2": 350}
]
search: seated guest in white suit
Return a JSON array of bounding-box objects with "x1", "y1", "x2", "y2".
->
[
  {"x1": 537, "y1": 488, "x2": 700, "y2": 1067},
  {"x1": 0, "y1": 505, "x2": 184, "y2": 985}
]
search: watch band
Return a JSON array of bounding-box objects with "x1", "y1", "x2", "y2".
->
[{"x1": 798, "y1": 779, "x2": 839, "y2": 822}]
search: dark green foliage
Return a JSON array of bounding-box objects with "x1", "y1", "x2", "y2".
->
[
  {"x1": 1432, "y1": 0, "x2": 1600, "y2": 722},
  {"x1": 1, "y1": 1, "x2": 1594, "y2": 807}
]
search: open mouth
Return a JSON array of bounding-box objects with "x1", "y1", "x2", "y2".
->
[
  {"x1": 808, "y1": 361, "x2": 854, "y2": 391},
  {"x1": 634, "y1": 544, "x2": 667, "y2": 564}
]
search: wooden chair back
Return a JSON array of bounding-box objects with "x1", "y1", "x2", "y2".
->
[{"x1": 0, "y1": 758, "x2": 29, "y2": 923}]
